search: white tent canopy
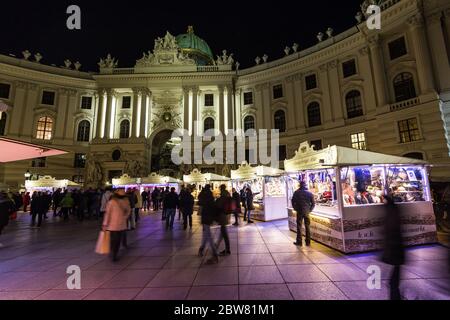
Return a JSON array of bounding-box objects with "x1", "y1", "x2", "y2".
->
[
  {"x1": 25, "y1": 176, "x2": 81, "y2": 190},
  {"x1": 183, "y1": 169, "x2": 230, "y2": 184},
  {"x1": 285, "y1": 141, "x2": 428, "y2": 172},
  {"x1": 231, "y1": 161, "x2": 284, "y2": 180},
  {"x1": 113, "y1": 173, "x2": 182, "y2": 187},
  {"x1": 0, "y1": 137, "x2": 68, "y2": 163}
]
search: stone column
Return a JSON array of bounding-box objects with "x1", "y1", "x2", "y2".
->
[
  {"x1": 358, "y1": 47, "x2": 377, "y2": 116},
  {"x1": 368, "y1": 35, "x2": 388, "y2": 107},
  {"x1": 261, "y1": 84, "x2": 271, "y2": 129},
  {"x1": 131, "y1": 88, "x2": 141, "y2": 138},
  {"x1": 64, "y1": 89, "x2": 78, "y2": 140},
  {"x1": 183, "y1": 86, "x2": 190, "y2": 132},
  {"x1": 226, "y1": 85, "x2": 234, "y2": 132},
  {"x1": 408, "y1": 13, "x2": 435, "y2": 94},
  {"x1": 218, "y1": 85, "x2": 225, "y2": 133},
  {"x1": 8, "y1": 81, "x2": 27, "y2": 136},
  {"x1": 254, "y1": 84, "x2": 264, "y2": 130},
  {"x1": 318, "y1": 64, "x2": 333, "y2": 125},
  {"x1": 285, "y1": 75, "x2": 298, "y2": 131},
  {"x1": 192, "y1": 86, "x2": 199, "y2": 136},
  {"x1": 140, "y1": 89, "x2": 150, "y2": 138},
  {"x1": 235, "y1": 89, "x2": 242, "y2": 131},
  {"x1": 104, "y1": 89, "x2": 116, "y2": 139},
  {"x1": 293, "y1": 74, "x2": 306, "y2": 131},
  {"x1": 22, "y1": 83, "x2": 39, "y2": 137},
  {"x1": 327, "y1": 60, "x2": 344, "y2": 123},
  {"x1": 95, "y1": 89, "x2": 105, "y2": 139}
]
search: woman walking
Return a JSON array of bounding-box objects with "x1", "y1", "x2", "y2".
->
[
  {"x1": 102, "y1": 189, "x2": 131, "y2": 262},
  {"x1": 215, "y1": 185, "x2": 232, "y2": 256},
  {"x1": 198, "y1": 184, "x2": 219, "y2": 264}
]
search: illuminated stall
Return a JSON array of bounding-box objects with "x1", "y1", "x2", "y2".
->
[
  {"x1": 231, "y1": 162, "x2": 286, "y2": 221},
  {"x1": 183, "y1": 169, "x2": 230, "y2": 198},
  {"x1": 112, "y1": 173, "x2": 181, "y2": 192},
  {"x1": 285, "y1": 141, "x2": 437, "y2": 253},
  {"x1": 25, "y1": 176, "x2": 81, "y2": 193}
]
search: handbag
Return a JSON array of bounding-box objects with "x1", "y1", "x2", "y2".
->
[{"x1": 95, "y1": 230, "x2": 111, "y2": 255}]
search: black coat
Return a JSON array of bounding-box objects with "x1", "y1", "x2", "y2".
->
[
  {"x1": 382, "y1": 202, "x2": 405, "y2": 266},
  {"x1": 179, "y1": 191, "x2": 194, "y2": 215},
  {"x1": 0, "y1": 197, "x2": 14, "y2": 230},
  {"x1": 292, "y1": 188, "x2": 315, "y2": 215},
  {"x1": 216, "y1": 191, "x2": 232, "y2": 226},
  {"x1": 163, "y1": 192, "x2": 179, "y2": 209},
  {"x1": 198, "y1": 189, "x2": 216, "y2": 225}
]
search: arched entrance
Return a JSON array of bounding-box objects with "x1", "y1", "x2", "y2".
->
[{"x1": 150, "y1": 129, "x2": 180, "y2": 177}]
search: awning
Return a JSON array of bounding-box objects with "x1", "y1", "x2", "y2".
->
[
  {"x1": 0, "y1": 137, "x2": 68, "y2": 163},
  {"x1": 231, "y1": 161, "x2": 285, "y2": 180},
  {"x1": 285, "y1": 141, "x2": 427, "y2": 172},
  {"x1": 25, "y1": 176, "x2": 81, "y2": 189},
  {"x1": 183, "y1": 169, "x2": 230, "y2": 184}
]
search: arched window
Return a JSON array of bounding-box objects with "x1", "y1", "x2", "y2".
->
[
  {"x1": 0, "y1": 113, "x2": 7, "y2": 136},
  {"x1": 204, "y1": 117, "x2": 215, "y2": 132},
  {"x1": 403, "y1": 152, "x2": 424, "y2": 160},
  {"x1": 243, "y1": 115, "x2": 255, "y2": 131},
  {"x1": 274, "y1": 110, "x2": 286, "y2": 133},
  {"x1": 394, "y1": 72, "x2": 416, "y2": 102},
  {"x1": 346, "y1": 90, "x2": 363, "y2": 119},
  {"x1": 119, "y1": 120, "x2": 130, "y2": 139},
  {"x1": 307, "y1": 102, "x2": 321, "y2": 127},
  {"x1": 36, "y1": 116, "x2": 53, "y2": 140},
  {"x1": 77, "y1": 120, "x2": 91, "y2": 142}
]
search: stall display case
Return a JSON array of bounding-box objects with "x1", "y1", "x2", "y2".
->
[
  {"x1": 285, "y1": 141, "x2": 437, "y2": 253},
  {"x1": 231, "y1": 162, "x2": 286, "y2": 221},
  {"x1": 183, "y1": 169, "x2": 230, "y2": 199},
  {"x1": 25, "y1": 175, "x2": 81, "y2": 193}
]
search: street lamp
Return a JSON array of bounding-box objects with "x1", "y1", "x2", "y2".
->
[{"x1": 24, "y1": 170, "x2": 31, "y2": 181}]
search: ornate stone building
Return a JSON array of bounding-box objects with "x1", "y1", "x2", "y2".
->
[{"x1": 0, "y1": 0, "x2": 449, "y2": 188}]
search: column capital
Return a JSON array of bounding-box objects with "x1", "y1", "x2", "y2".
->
[
  {"x1": 286, "y1": 73, "x2": 302, "y2": 83},
  {"x1": 327, "y1": 60, "x2": 338, "y2": 70},
  {"x1": 218, "y1": 85, "x2": 225, "y2": 93},
  {"x1": 319, "y1": 63, "x2": 328, "y2": 72},
  {"x1": 105, "y1": 89, "x2": 118, "y2": 98},
  {"x1": 407, "y1": 13, "x2": 424, "y2": 29},
  {"x1": 255, "y1": 83, "x2": 269, "y2": 92},
  {"x1": 427, "y1": 12, "x2": 442, "y2": 25},
  {"x1": 367, "y1": 34, "x2": 380, "y2": 48},
  {"x1": 359, "y1": 46, "x2": 369, "y2": 56}
]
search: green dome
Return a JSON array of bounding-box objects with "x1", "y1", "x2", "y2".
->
[{"x1": 176, "y1": 26, "x2": 214, "y2": 66}]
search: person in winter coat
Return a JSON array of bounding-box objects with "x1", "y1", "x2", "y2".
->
[
  {"x1": 151, "y1": 188, "x2": 160, "y2": 211},
  {"x1": 244, "y1": 188, "x2": 255, "y2": 223},
  {"x1": 197, "y1": 185, "x2": 219, "y2": 264},
  {"x1": 215, "y1": 185, "x2": 232, "y2": 256},
  {"x1": 127, "y1": 189, "x2": 138, "y2": 230},
  {"x1": 163, "y1": 188, "x2": 179, "y2": 230},
  {"x1": 134, "y1": 189, "x2": 142, "y2": 223},
  {"x1": 100, "y1": 189, "x2": 112, "y2": 217},
  {"x1": 52, "y1": 189, "x2": 62, "y2": 217},
  {"x1": 179, "y1": 187, "x2": 195, "y2": 230},
  {"x1": 22, "y1": 192, "x2": 31, "y2": 213},
  {"x1": 381, "y1": 195, "x2": 405, "y2": 300},
  {"x1": 231, "y1": 188, "x2": 241, "y2": 226},
  {"x1": 102, "y1": 189, "x2": 131, "y2": 262},
  {"x1": 60, "y1": 192, "x2": 74, "y2": 221},
  {"x1": 141, "y1": 189, "x2": 149, "y2": 212},
  {"x1": 0, "y1": 191, "x2": 15, "y2": 248},
  {"x1": 160, "y1": 187, "x2": 170, "y2": 221},
  {"x1": 291, "y1": 181, "x2": 315, "y2": 246}
]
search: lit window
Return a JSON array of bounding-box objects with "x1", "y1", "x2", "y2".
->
[
  {"x1": 74, "y1": 153, "x2": 87, "y2": 168},
  {"x1": 204, "y1": 94, "x2": 214, "y2": 107},
  {"x1": 351, "y1": 132, "x2": 366, "y2": 150},
  {"x1": 398, "y1": 118, "x2": 420, "y2": 143},
  {"x1": 36, "y1": 116, "x2": 53, "y2": 140},
  {"x1": 243, "y1": 92, "x2": 253, "y2": 105}
]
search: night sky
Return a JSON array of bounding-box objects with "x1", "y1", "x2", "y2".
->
[{"x1": 1, "y1": 0, "x2": 363, "y2": 72}]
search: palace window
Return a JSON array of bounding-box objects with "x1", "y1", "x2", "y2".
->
[
  {"x1": 243, "y1": 115, "x2": 255, "y2": 131},
  {"x1": 305, "y1": 74, "x2": 317, "y2": 91},
  {"x1": 204, "y1": 94, "x2": 214, "y2": 107},
  {"x1": 81, "y1": 96, "x2": 93, "y2": 109},
  {"x1": 243, "y1": 92, "x2": 253, "y2": 105},
  {"x1": 398, "y1": 118, "x2": 420, "y2": 143},
  {"x1": 0, "y1": 113, "x2": 6, "y2": 136},
  {"x1": 74, "y1": 153, "x2": 87, "y2": 168},
  {"x1": 393, "y1": 72, "x2": 416, "y2": 102},
  {"x1": 77, "y1": 120, "x2": 91, "y2": 142},
  {"x1": 351, "y1": 132, "x2": 366, "y2": 150},
  {"x1": 41, "y1": 90, "x2": 55, "y2": 106},
  {"x1": 274, "y1": 110, "x2": 286, "y2": 133},
  {"x1": 273, "y1": 84, "x2": 283, "y2": 99},
  {"x1": 310, "y1": 139, "x2": 322, "y2": 151},
  {"x1": 36, "y1": 116, "x2": 53, "y2": 140},
  {"x1": 119, "y1": 120, "x2": 130, "y2": 139},
  {"x1": 342, "y1": 59, "x2": 357, "y2": 78},
  {"x1": 204, "y1": 117, "x2": 215, "y2": 132},
  {"x1": 307, "y1": 102, "x2": 321, "y2": 127},
  {"x1": 32, "y1": 157, "x2": 46, "y2": 168},
  {"x1": 122, "y1": 96, "x2": 131, "y2": 109},
  {"x1": 0, "y1": 83, "x2": 11, "y2": 99},
  {"x1": 389, "y1": 36, "x2": 407, "y2": 60},
  {"x1": 345, "y1": 90, "x2": 364, "y2": 119}
]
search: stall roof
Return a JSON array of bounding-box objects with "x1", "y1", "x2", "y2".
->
[
  {"x1": 25, "y1": 176, "x2": 81, "y2": 189},
  {"x1": 231, "y1": 161, "x2": 284, "y2": 180},
  {"x1": 285, "y1": 141, "x2": 427, "y2": 172},
  {"x1": 183, "y1": 169, "x2": 230, "y2": 184},
  {"x1": 113, "y1": 173, "x2": 182, "y2": 187},
  {"x1": 0, "y1": 137, "x2": 68, "y2": 163}
]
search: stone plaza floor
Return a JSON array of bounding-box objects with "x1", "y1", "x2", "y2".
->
[{"x1": 0, "y1": 210, "x2": 449, "y2": 300}]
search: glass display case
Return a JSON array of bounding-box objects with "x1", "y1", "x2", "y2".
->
[
  {"x1": 386, "y1": 166, "x2": 429, "y2": 203},
  {"x1": 340, "y1": 166, "x2": 385, "y2": 207}
]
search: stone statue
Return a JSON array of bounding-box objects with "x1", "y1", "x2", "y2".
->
[
  {"x1": 86, "y1": 159, "x2": 103, "y2": 184},
  {"x1": 124, "y1": 160, "x2": 141, "y2": 177},
  {"x1": 155, "y1": 37, "x2": 164, "y2": 50},
  {"x1": 98, "y1": 54, "x2": 118, "y2": 69},
  {"x1": 227, "y1": 53, "x2": 234, "y2": 65}
]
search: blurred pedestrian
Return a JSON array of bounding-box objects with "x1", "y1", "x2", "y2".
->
[
  {"x1": 0, "y1": 191, "x2": 15, "y2": 248},
  {"x1": 292, "y1": 181, "x2": 315, "y2": 247},
  {"x1": 151, "y1": 188, "x2": 160, "y2": 211},
  {"x1": 100, "y1": 188, "x2": 112, "y2": 217},
  {"x1": 141, "y1": 189, "x2": 149, "y2": 212},
  {"x1": 161, "y1": 187, "x2": 170, "y2": 221},
  {"x1": 198, "y1": 185, "x2": 219, "y2": 264},
  {"x1": 60, "y1": 192, "x2": 74, "y2": 221},
  {"x1": 102, "y1": 189, "x2": 131, "y2": 262},
  {"x1": 381, "y1": 195, "x2": 405, "y2": 300},
  {"x1": 215, "y1": 184, "x2": 232, "y2": 256},
  {"x1": 244, "y1": 188, "x2": 255, "y2": 224},
  {"x1": 22, "y1": 192, "x2": 31, "y2": 213},
  {"x1": 164, "y1": 187, "x2": 179, "y2": 230},
  {"x1": 52, "y1": 188, "x2": 62, "y2": 217},
  {"x1": 231, "y1": 188, "x2": 241, "y2": 226},
  {"x1": 179, "y1": 186, "x2": 194, "y2": 230},
  {"x1": 134, "y1": 188, "x2": 142, "y2": 223}
]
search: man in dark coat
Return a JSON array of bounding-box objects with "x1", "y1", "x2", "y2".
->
[
  {"x1": 0, "y1": 191, "x2": 15, "y2": 247},
  {"x1": 292, "y1": 181, "x2": 315, "y2": 246},
  {"x1": 381, "y1": 196, "x2": 405, "y2": 300},
  {"x1": 231, "y1": 188, "x2": 241, "y2": 226},
  {"x1": 198, "y1": 185, "x2": 219, "y2": 263},
  {"x1": 179, "y1": 187, "x2": 194, "y2": 230},
  {"x1": 163, "y1": 187, "x2": 179, "y2": 230}
]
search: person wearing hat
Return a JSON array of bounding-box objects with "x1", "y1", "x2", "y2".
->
[{"x1": 291, "y1": 181, "x2": 315, "y2": 246}]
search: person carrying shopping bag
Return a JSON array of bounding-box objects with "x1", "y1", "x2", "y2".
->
[{"x1": 102, "y1": 189, "x2": 131, "y2": 262}]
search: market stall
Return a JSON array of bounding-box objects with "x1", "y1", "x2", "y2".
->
[
  {"x1": 112, "y1": 173, "x2": 181, "y2": 192},
  {"x1": 25, "y1": 175, "x2": 81, "y2": 193},
  {"x1": 285, "y1": 141, "x2": 437, "y2": 253},
  {"x1": 183, "y1": 169, "x2": 230, "y2": 198},
  {"x1": 231, "y1": 161, "x2": 286, "y2": 221}
]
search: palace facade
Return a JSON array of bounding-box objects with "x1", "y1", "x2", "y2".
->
[{"x1": 0, "y1": 0, "x2": 450, "y2": 188}]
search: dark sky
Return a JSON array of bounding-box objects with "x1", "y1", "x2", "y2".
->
[{"x1": 0, "y1": 0, "x2": 363, "y2": 72}]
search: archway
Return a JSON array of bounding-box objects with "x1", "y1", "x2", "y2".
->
[{"x1": 150, "y1": 129, "x2": 180, "y2": 177}]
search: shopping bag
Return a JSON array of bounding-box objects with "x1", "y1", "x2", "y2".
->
[{"x1": 95, "y1": 231, "x2": 110, "y2": 255}]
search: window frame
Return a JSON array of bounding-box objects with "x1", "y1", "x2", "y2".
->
[
  {"x1": 80, "y1": 96, "x2": 93, "y2": 110},
  {"x1": 0, "y1": 82, "x2": 11, "y2": 100},
  {"x1": 345, "y1": 90, "x2": 364, "y2": 119},
  {"x1": 204, "y1": 94, "x2": 214, "y2": 107},
  {"x1": 243, "y1": 91, "x2": 253, "y2": 105},
  {"x1": 119, "y1": 119, "x2": 131, "y2": 139},
  {"x1": 36, "y1": 116, "x2": 54, "y2": 140},
  {"x1": 350, "y1": 132, "x2": 367, "y2": 150},
  {"x1": 74, "y1": 153, "x2": 87, "y2": 168},
  {"x1": 342, "y1": 59, "x2": 358, "y2": 78},
  {"x1": 203, "y1": 117, "x2": 215, "y2": 132},
  {"x1": 307, "y1": 102, "x2": 322, "y2": 127},
  {"x1": 397, "y1": 117, "x2": 421, "y2": 144},
  {"x1": 31, "y1": 157, "x2": 47, "y2": 168},
  {"x1": 273, "y1": 110, "x2": 286, "y2": 133},
  {"x1": 393, "y1": 72, "x2": 417, "y2": 103},
  {"x1": 121, "y1": 96, "x2": 132, "y2": 109},
  {"x1": 41, "y1": 90, "x2": 56, "y2": 106},
  {"x1": 243, "y1": 115, "x2": 255, "y2": 131},
  {"x1": 272, "y1": 84, "x2": 284, "y2": 100},
  {"x1": 305, "y1": 74, "x2": 318, "y2": 91},
  {"x1": 77, "y1": 120, "x2": 91, "y2": 142},
  {"x1": 310, "y1": 139, "x2": 323, "y2": 150},
  {"x1": 388, "y1": 36, "x2": 408, "y2": 61}
]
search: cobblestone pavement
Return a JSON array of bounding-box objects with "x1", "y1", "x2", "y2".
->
[{"x1": 0, "y1": 210, "x2": 449, "y2": 300}]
